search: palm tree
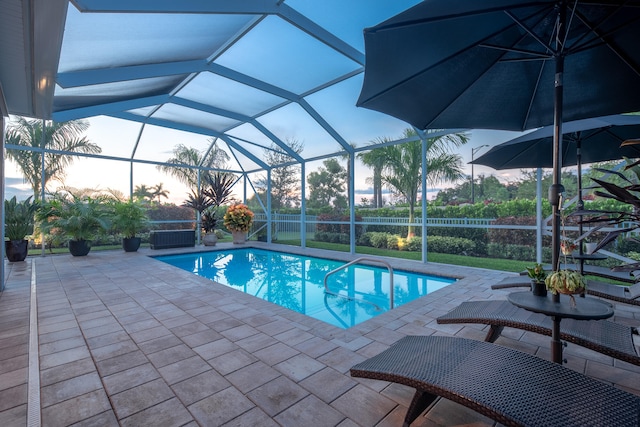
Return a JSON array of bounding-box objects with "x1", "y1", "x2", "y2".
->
[
  {"x1": 151, "y1": 183, "x2": 170, "y2": 203},
  {"x1": 358, "y1": 139, "x2": 393, "y2": 208},
  {"x1": 382, "y1": 129, "x2": 468, "y2": 237},
  {"x1": 5, "y1": 117, "x2": 102, "y2": 200},
  {"x1": 133, "y1": 184, "x2": 154, "y2": 202},
  {"x1": 157, "y1": 140, "x2": 230, "y2": 190}
]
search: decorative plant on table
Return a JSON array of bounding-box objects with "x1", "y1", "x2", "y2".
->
[
  {"x1": 223, "y1": 203, "x2": 254, "y2": 244},
  {"x1": 526, "y1": 263, "x2": 547, "y2": 297},
  {"x1": 545, "y1": 196, "x2": 586, "y2": 304}
]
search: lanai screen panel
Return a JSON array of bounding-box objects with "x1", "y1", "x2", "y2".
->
[{"x1": 51, "y1": 1, "x2": 424, "y2": 173}]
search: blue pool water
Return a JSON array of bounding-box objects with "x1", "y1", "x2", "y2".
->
[{"x1": 155, "y1": 248, "x2": 456, "y2": 328}]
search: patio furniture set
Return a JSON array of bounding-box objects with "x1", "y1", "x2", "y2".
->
[
  {"x1": 351, "y1": 336, "x2": 640, "y2": 427},
  {"x1": 491, "y1": 273, "x2": 640, "y2": 306},
  {"x1": 351, "y1": 269, "x2": 640, "y2": 426}
]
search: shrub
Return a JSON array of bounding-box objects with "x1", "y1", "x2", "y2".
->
[
  {"x1": 357, "y1": 232, "x2": 371, "y2": 246},
  {"x1": 487, "y1": 216, "x2": 551, "y2": 247},
  {"x1": 369, "y1": 232, "x2": 392, "y2": 248},
  {"x1": 427, "y1": 236, "x2": 475, "y2": 255},
  {"x1": 406, "y1": 236, "x2": 422, "y2": 252},
  {"x1": 147, "y1": 204, "x2": 195, "y2": 230},
  {"x1": 486, "y1": 243, "x2": 552, "y2": 262},
  {"x1": 386, "y1": 234, "x2": 399, "y2": 250}
]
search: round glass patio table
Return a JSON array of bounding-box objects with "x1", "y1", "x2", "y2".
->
[{"x1": 507, "y1": 291, "x2": 613, "y2": 364}]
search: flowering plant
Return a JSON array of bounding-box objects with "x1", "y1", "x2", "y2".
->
[
  {"x1": 223, "y1": 203, "x2": 254, "y2": 232},
  {"x1": 547, "y1": 196, "x2": 586, "y2": 304},
  {"x1": 560, "y1": 241, "x2": 577, "y2": 255},
  {"x1": 526, "y1": 263, "x2": 547, "y2": 282}
]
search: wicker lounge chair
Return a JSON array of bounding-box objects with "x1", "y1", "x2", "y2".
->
[
  {"x1": 492, "y1": 276, "x2": 640, "y2": 306},
  {"x1": 436, "y1": 300, "x2": 640, "y2": 365},
  {"x1": 351, "y1": 335, "x2": 640, "y2": 427}
]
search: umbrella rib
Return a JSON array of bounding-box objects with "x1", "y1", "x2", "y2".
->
[
  {"x1": 504, "y1": 10, "x2": 556, "y2": 56},
  {"x1": 570, "y1": 9, "x2": 640, "y2": 78},
  {"x1": 479, "y1": 44, "x2": 552, "y2": 60}
]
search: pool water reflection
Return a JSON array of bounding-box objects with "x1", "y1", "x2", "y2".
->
[{"x1": 156, "y1": 248, "x2": 455, "y2": 328}]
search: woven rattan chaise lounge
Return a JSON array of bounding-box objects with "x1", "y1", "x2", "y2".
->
[
  {"x1": 350, "y1": 336, "x2": 640, "y2": 427},
  {"x1": 436, "y1": 300, "x2": 640, "y2": 365},
  {"x1": 491, "y1": 276, "x2": 640, "y2": 306}
]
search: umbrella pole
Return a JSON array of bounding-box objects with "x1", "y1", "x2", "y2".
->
[
  {"x1": 550, "y1": 4, "x2": 567, "y2": 303},
  {"x1": 577, "y1": 137, "x2": 584, "y2": 257}
]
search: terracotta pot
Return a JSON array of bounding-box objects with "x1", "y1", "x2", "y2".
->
[
  {"x1": 202, "y1": 233, "x2": 218, "y2": 246},
  {"x1": 232, "y1": 230, "x2": 247, "y2": 244}
]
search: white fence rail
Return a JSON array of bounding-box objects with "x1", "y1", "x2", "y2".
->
[{"x1": 252, "y1": 213, "x2": 632, "y2": 238}]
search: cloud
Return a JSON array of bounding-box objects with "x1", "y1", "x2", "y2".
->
[{"x1": 4, "y1": 177, "x2": 33, "y2": 200}]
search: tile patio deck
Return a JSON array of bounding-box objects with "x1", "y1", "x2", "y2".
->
[{"x1": 1, "y1": 243, "x2": 639, "y2": 427}]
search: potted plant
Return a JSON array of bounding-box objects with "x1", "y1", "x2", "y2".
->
[
  {"x1": 200, "y1": 207, "x2": 219, "y2": 246},
  {"x1": 4, "y1": 196, "x2": 38, "y2": 262},
  {"x1": 111, "y1": 199, "x2": 150, "y2": 252},
  {"x1": 37, "y1": 192, "x2": 110, "y2": 256},
  {"x1": 183, "y1": 172, "x2": 235, "y2": 246},
  {"x1": 525, "y1": 263, "x2": 547, "y2": 296},
  {"x1": 545, "y1": 269, "x2": 587, "y2": 305},
  {"x1": 223, "y1": 203, "x2": 254, "y2": 244}
]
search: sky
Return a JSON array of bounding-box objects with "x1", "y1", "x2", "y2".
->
[{"x1": 3, "y1": 114, "x2": 530, "y2": 205}]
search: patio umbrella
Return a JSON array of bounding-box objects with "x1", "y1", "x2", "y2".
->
[
  {"x1": 473, "y1": 114, "x2": 640, "y2": 255},
  {"x1": 472, "y1": 115, "x2": 640, "y2": 171},
  {"x1": 357, "y1": 0, "x2": 640, "y2": 272}
]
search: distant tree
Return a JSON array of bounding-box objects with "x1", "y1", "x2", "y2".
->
[
  {"x1": 358, "y1": 139, "x2": 393, "y2": 208},
  {"x1": 306, "y1": 158, "x2": 347, "y2": 210},
  {"x1": 157, "y1": 140, "x2": 230, "y2": 190},
  {"x1": 5, "y1": 117, "x2": 102, "y2": 200},
  {"x1": 255, "y1": 139, "x2": 304, "y2": 209},
  {"x1": 151, "y1": 183, "x2": 170, "y2": 203},
  {"x1": 383, "y1": 129, "x2": 469, "y2": 237},
  {"x1": 515, "y1": 170, "x2": 578, "y2": 201},
  {"x1": 133, "y1": 184, "x2": 154, "y2": 202}
]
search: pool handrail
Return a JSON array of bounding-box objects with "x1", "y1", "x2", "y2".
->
[{"x1": 323, "y1": 257, "x2": 394, "y2": 309}]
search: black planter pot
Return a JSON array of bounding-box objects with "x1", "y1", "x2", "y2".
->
[
  {"x1": 5, "y1": 240, "x2": 29, "y2": 262},
  {"x1": 531, "y1": 280, "x2": 547, "y2": 297},
  {"x1": 122, "y1": 237, "x2": 141, "y2": 252},
  {"x1": 68, "y1": 239, "x2": 91, "y2": 257}
]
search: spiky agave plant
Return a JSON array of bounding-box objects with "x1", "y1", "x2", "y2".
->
[{"x1": 575, "y1": 158, "x2": 640, "y2": 274}]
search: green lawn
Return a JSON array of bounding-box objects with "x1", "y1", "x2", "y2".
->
[{"x1": 276, "y1": 239, "x2": 530, "y2": 273}]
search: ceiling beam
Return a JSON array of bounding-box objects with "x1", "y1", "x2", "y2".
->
[
  {"x1": 57, "y1": 59, "x2": 207, "y2": 88},
  {"x1": 52, "y1": 94, "x2": 169, "y2": 121}
]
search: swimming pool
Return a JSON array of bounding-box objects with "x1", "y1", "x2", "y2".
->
[{"x1": 155, "y1": 248, "x2": 456, "y2": 328}]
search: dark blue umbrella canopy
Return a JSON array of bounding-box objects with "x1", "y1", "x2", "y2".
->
[
  {"x1": 357, "y1": 0, "x2": 640, "y2": 132},
  {"x1": 357, "y1": 0, "x2": 640, "y2": 273},
  {"x1": 473, "y1": 115, "x2": 640, "y2": 170}
]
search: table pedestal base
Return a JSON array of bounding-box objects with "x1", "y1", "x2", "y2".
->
[{"x1": 551, "y1": 316, "x2": 563, "y2": 364}]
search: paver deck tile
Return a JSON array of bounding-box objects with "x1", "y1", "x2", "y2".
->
[{"x1": 1, "y1": 244, "x2": 638, "y2": 426}]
